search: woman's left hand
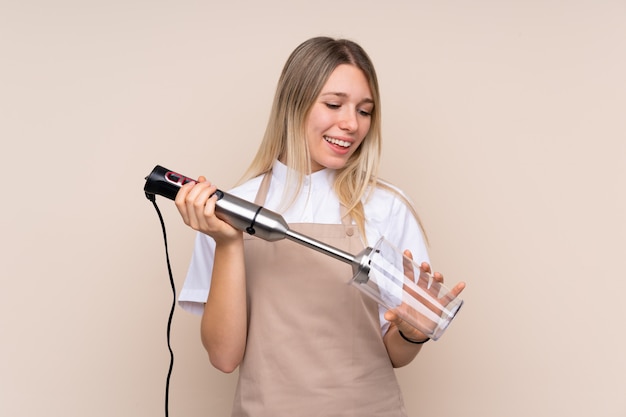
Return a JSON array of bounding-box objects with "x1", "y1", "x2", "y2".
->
[{"x1": 384, "y1": 250, "x2": 465, "y2": 342}]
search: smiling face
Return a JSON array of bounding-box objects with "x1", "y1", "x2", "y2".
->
[{"x1": 305, "y1": 64, "x2": 374, "y2": 172}]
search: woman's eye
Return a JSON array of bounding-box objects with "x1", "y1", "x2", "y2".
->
[
  {"x1": 358, "y1": 109, "x2": 372, "y2": 117},
  {"x1": 325, "y1": 103, "x2": 341, "y2": 109}
]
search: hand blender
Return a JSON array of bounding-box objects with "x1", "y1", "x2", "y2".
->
[
  {"x1": 144, "y1": 165, "x2": 373, "y2": 282},
  {"x1": 144, "y1": 165, "x2": 463, "y2": 340}
]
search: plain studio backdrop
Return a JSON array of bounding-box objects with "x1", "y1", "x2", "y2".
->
[{"x1": 1, "y1": 1, "x2": 625, "y2": 416}]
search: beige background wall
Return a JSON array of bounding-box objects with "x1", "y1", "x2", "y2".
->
[{"x1": 1, "y1": 1, "x2": 625, "y2": 416}]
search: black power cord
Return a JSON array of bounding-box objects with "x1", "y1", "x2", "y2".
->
[{"x1": 146, "y1": 193, "x2": 176, "y2": 417}]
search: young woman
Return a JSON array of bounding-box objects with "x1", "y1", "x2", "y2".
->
[{"x1": 175, "y1": 36, "x2": 464, "y2": 417}]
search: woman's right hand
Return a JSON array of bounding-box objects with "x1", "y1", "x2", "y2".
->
[{"x1": 174, "y1": 176, "x2": 242, "y2": 244}]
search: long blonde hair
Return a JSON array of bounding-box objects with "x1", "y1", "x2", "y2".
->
[{"x1": 240, "y1": 36, "x2": 426, "y2": 242}]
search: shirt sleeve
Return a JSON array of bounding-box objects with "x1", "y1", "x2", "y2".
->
[
  {"x1": 364, "y1": 187, "x2": 429, "y2": 264},
  {"x1": 178, "y1": 232, "x2": 216, "y2": 315},
  {"x1": 382, "y1": 196, "x2": 430, "y2": 265}
]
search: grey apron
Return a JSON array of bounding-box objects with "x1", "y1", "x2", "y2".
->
[{"x1": 231, "y1": 172, "x2": 407, "y2": 417}]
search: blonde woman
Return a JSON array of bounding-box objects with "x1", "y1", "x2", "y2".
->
[{"x1": 175, "y1": 36, "x2": 464, "y2": 417}]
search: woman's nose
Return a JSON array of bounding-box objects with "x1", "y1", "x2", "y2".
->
[{"x1": 338, "y1": 109, "x2": 358, "y2": 132}]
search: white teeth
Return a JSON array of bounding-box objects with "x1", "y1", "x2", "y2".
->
[{"x1": 324, "y1": 136, "x2": 350, "y2": 148}]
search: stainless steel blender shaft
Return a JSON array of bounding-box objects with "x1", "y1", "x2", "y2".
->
[
  {"x1": 144, "y1": 165, "x2": 372, "y2": 281},
  {"x1": 218, "y1": 191, "x2": 372, "y2": 281}
]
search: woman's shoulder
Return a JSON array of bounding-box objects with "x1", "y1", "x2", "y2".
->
[
  {"x1": 365, "y1": 180, "x2": 414, "y2": 214},
  {"x1": 363, "y1": 181, "x2": 426, "y2": 252},
  {"x1": 227, "y1": 174, "x2": 265, "y2": 199}
]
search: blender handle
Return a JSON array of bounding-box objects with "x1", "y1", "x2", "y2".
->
[{"x1": 143, "y1": 165, "x2": 289, "y2": 241}]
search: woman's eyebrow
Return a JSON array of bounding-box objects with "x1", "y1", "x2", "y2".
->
[{"x1": 320, "y1": 92, "x2": 374, "y2": 104}]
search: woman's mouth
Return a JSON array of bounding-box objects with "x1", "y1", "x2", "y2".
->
[{"x1": 324, "y1": 136, "x2": 351, "y2": 148}]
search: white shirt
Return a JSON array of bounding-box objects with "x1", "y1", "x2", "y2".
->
[{"x1": 178, "y1": 160, "x2": 430, "y2": 333}]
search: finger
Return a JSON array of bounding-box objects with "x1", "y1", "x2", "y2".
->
[
  {"x1": 181, "y1": 178, "x2": 208, "y2": 204},
  {"x1": 417, "y1": 262, "x2": 431, "y2": 290},
  {"x1": 384, "y1": 309, "x2": 402, "y2": 325},
  {"x1": 194, "y1": 184, "x2": 214, "y2": 210},
  {"x1": 402, "y1": 250, "x2": 415, "y2": 282},
  {"x1": 416, "y1": 262, "x2": 444, "y2": 299},
  {"x1": 189, "y1": 184, "x2": 220, "y2": 230},
  {"x1": 427, "y1": 270, "x2": 444, "y2": 295},
  {"x1": 174, "y1": 178, "x2": 197, "y2": 206},
  {"x1": 175, "y1": 180, "x2": 200, "y2": 222},
  {"x1": 200, "y1": 185, "x2": 219, "y2": 218},
  {"x1": 450, "y1": 281, "x2": 466, "y2": 297},
  {"x1": 183, "y1": 181, "x2": 213, "y2": 228},
  {"x1": 438, "y1": 281, "x2": 466, "y2": 306}
]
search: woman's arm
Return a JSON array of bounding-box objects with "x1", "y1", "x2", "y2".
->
[
  {"x1": 201, "y1": 237, "x2": 247, "y2": 373},
  {"x1": 383, "y1": 323, "x2": 426, "y2": 368},
  {"x1": 175, "y1": 177, "x2": 248, "y2": 373}
]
